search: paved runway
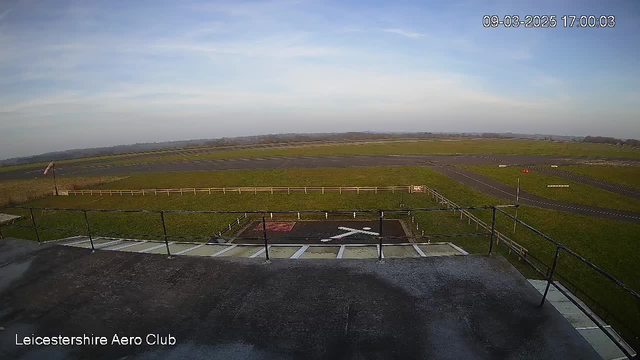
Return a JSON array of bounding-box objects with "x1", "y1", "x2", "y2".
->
[
  {"x1": 0, "y1": 153, "x2": 617, "y2": 180},
  {"x1": 432, "y1": 166, "x2": 640, "y2": 223},
  {"x1": 3, "y1": 153, "x2": 638, "y2": 222}
]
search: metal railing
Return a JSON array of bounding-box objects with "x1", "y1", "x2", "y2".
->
[
  {"x1": 495, "y1": 207, "x2": 638, "y2": 359},
  {"x1": 0, "y1": 203, "x2": 637, "y2": 357},
  {"x1": 60, "y1": 185, "x2": 424, "y2": 196}
]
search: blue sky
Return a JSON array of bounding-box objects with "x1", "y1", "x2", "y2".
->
[{"x1": 1, "y1": 0, "x2": 639, "y2": 159}]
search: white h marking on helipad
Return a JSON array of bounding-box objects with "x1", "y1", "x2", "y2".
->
[{"x1": 321, "y1": 226, "x2": 379, "y2": 243}]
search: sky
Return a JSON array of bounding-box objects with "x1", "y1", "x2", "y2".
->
[{"x1": 1, "y1": 0, "x2": 639, "y2": 159}]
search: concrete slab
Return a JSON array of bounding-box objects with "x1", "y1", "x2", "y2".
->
[
  {"x1": 217, "y1": 245, "x2": 263, "y2": 257},
  {"x1": 0, "y1": 245, "x2": 600, "y2": 360},
  {"x1": 119, "y1": 242, "x2": 164, "y2": 252},
  {"x1": 565, "y1": 312, "x2": 598, "y2": 329},
  {"x1": 419, "y1": 243, "x2": 461, "y2": 256},
  {"x1": 147, "y1": 243, "x2": 197, "y2": 255},
  {"x1": 184, "y1": 244, "x2": 229, "y2": 256},
  {"x1": 381, "y1": 245, "x2": 420, "y2": 258},
  {"x1": 58, "y1": 236, "x2": 91, "y2": 245},
  {"x1": 578, "y1": 328, "x2": 627, "y2": 360},
  {"x1": 300, "y1": 246, "x2": 340, "y2": 259},
  {"x1": 102, "y1": 240, "x2": 144, "y2": 251},
  {"x1": 254, "y1": 246, "x2": 300, "y2": 259},
  {"x1": 527, "y1": 279, "x2": 635, "y2": 359},
  {"x1": 342, "y1": 245, "x2": 378, "y2": 259},
  {"x1": 74, "y1": 238, "x2": 116, "y2": 248}
]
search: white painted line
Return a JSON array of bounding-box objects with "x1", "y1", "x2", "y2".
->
[
  {"x1": 50, "y1": 235, "x2": 84, "y2": 243},
  {"x1": 65, "y1": 238, "x2": 91, "y2": 246},
  {"x1": 413, "y1": 244, "x2": 427, "y2": 257},
  {"x1": 337, "y1": 226, "x2": 380, "y2": 236},
  {"x1": 290, "y1": 245, "x2": 309, "y2": 259},
  {"x1": 110, "y1": 241, "x2": 147, "y2": 251},
  {"x1": 175, "y1": 244, "x2": 205, "y2": 255},
  {"x1": 575, "y1": 325, "x2": 612, "y2": 330},
  {"x1": 211, "y1": 245, "x2": 237, "y2": 257},
  {"x1": 94, "y1": 239, "x2": 123, "y2": 248},
  {"x1": 337, "y1": 245, "x2": 346, "y2": 259},
  {"x1": 249, "y1": 247, "x2": 268, "y2": 258},
  {"x1": 448, "y1": 243, "x2": 469, "y2": 255},
  {"x1": 139, "y1": 243, "x2": 173, "y2": 253}
]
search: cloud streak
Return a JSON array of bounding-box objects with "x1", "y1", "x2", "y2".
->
[{"x1": 382, "y1": 28, "x2": 426, "y2": 39}]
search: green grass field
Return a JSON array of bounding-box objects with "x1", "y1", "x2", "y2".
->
[
  {"x1": 462, "y1": 165, "x2": 640, "y2": 212},
  {"x1": 562, "y1": 165, "x2": 640, "y2": 189},
  {"x1": 1, "y1": 165, "x2": 639, "y2": 347},
  {"x1": 72, "y1": 138, "x2": 640, "y2": 169}
]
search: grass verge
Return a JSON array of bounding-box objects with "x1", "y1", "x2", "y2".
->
[
  {"x1": 462, "y1": 165, "x2": 640, "y2": 212},
  {"x1": 562, "y1": 165, "x2": 640, "y2": 189},
  {"x1": 1, "y1": 166, "x2": 638, "y2": 348}
]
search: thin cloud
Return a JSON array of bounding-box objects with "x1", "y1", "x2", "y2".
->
[{"x1": 382, "y1": 28, "x2": 426, "y2": 39}]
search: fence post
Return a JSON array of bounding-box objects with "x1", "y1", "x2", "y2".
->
[
  {"x1": 83, "y1": 210, "x2": 94, "y2": 252},
  {"x1": 378, "y1": 210, "x2": 383, "y2": 261},
  {"x1": 488, "y1": 207, "x2": 496, "y2": 255},
  {"x1": 539, "y1": 247, "x2": 561, "y2": 308},
  {"x1": 160, "y1": 211, "x2": 171, "y2": 258},
  {"x1": 29, "y1": 208, "x2": 41, "y2": 244},
  {"x1": 262, "y1": 215, "x2": 270, "y2": 262}
]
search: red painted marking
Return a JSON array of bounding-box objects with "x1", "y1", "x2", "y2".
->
[{"x1": 254, "y1": 221, "x2": 296, "y2": 232}]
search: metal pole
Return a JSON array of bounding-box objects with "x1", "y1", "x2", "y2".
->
[
  {"x1": 52, "y1": 165, "x2": 59, "y2": 196},
  {"x1": 513, "y1": 177, "x2": 519, "y2": 233},
  {"x1": 488, "y1": 207, "x2": 496, "y2": 255},
  {"x1": 83, "y1": 210, "x2": 95, "y2": 251},
  {"x1": 160, "y1": 211, "x2": 171, "y2": 258},
  {"x1": 539, "y1": 247, "x2": 561, "y2": 308},
  {"x1": 378, "y1": 210, "x2": 383, "y2": 261},
  {"x1": 262, "y1": 215, "x2": 270, "y2": 262},
  {"x1": 30, "y1": 208, "x2": 41, "y2": 244}
]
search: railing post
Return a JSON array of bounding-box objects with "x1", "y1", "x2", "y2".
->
[
  {"x1": 83, "y1": 210, "x2": 94, "y2": 252},
  {"x1": 160, "y1": 211, "x2": 171, "y2": 258},
  {"x1": 262, "y1": 215, "x2": 270, "y2": 262},
  {"x1": 30, "y1": 208, "x2": 41, "y2": 244},
  {"x1": 488, "y1": 207, "x2": 496, "y2": 255},
  {"x1": 539, "y1": 246, "x2": 561, "y2": 308},
  {"x1": 378, "y1": 210, "x2": 383, "y2": 261}
]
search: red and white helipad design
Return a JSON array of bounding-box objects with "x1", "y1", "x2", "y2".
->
[{"x1": 253, "y1": 221, "x2": 296, "y2": 232}]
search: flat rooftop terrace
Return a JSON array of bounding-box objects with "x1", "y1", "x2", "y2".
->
[{"x1": 0, "y1": 239, "x2": 599, "y2": 360}]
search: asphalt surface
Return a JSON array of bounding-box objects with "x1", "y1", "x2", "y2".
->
[
  {"x1": 433, "y1": 166, "x2": 640, "y2": 223},
  {"x1": 0, "y1": 154, "x2": 597, "y2": 180},
  {"x1": 531, "y1": 166, "x2": 640, "y2": 200},
  {"x1": 3, "y1": 153, "x2": 638, "y2": 222},
  {"x1": 235, "y1": 220, "x2": 407, "y2": 244},
  {"x1": 0, "y1": 239, "x2": 599, "y2": 360}
]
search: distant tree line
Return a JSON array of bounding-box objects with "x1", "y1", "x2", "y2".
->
[
  {"x1": 583, "y1": 136, "x2": 640, "y2": 147},
  {"x1": 2, "y1": 131, "x2": 637, "y2": 166}
]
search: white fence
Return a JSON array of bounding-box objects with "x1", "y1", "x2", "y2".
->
[
  {"x1": 60, "y1": 185, "x2": 425, "y2": 196},
  {"x1": 422, "y1": 185, "x2": 528, "y2": 259}
]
